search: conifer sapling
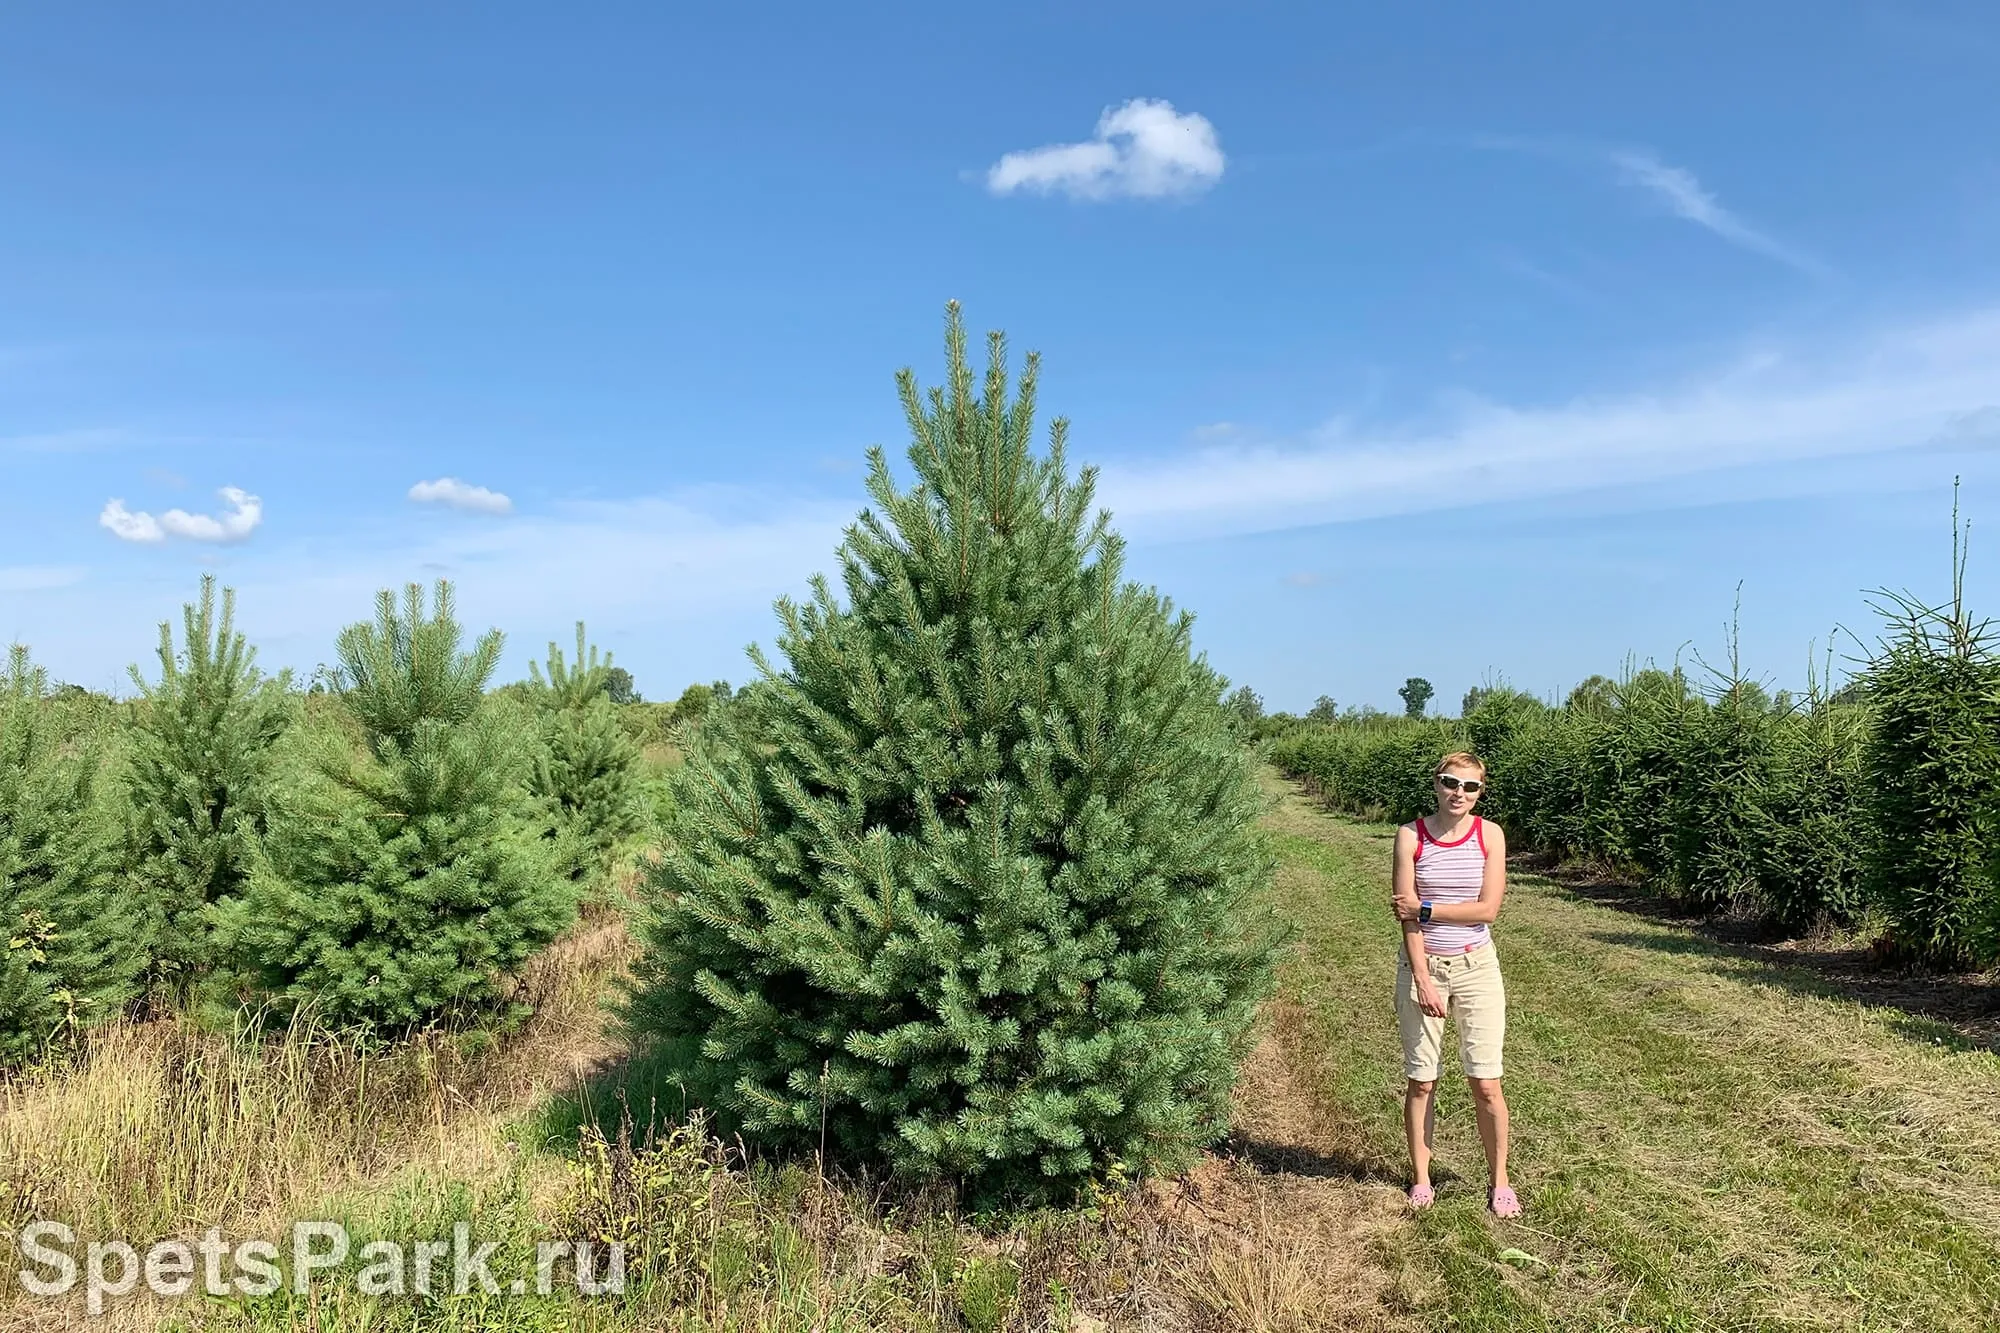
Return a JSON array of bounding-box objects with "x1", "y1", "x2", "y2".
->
[
  {"x1": 0, "y1": 647, "x2": 150, "y2": 1062},
  {"x1": 217, "y1": 582, "x2": 575, "y2": 1031},
  {"x1": 125, "y1": 575, "x2": 292, "y2": 979},
  {"x1": 525, "y1": 622, "x2": 643, "y2": 892}
]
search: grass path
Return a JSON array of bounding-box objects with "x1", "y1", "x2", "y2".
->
[{"x1": 1259, "y1": 771, "x2": 2000, "y2": 1333}]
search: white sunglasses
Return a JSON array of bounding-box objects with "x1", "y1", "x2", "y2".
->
[{"x1": 1435, "y1": 774, "x2": 1484, "y2": 793}]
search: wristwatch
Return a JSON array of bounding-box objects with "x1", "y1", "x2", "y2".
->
[{"x1": 1418, "y1": 901, "x2": 1433, "y2": 924}]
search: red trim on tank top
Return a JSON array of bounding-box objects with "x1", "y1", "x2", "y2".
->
[{"x1": 1418, "y1": 815, "x2": 1480, "y2": 849}]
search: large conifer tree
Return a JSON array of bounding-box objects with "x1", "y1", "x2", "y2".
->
[
  {"x1": 0, "y1": 647, "x2": 150, "y2": 1062},
  {"x1": 216, "y1": 582, "x2": 574, "y2": 1031},
  {"x1": 625, "y1": 306, "x2": 1280, "y2": 1197},
  {"x1": 125, "y1": 575, "x2": 293, "y2": 979}
]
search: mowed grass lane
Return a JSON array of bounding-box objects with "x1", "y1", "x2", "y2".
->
[{"x1": 1260, "y1": 775, "x2": 2000, "y2": 1333}]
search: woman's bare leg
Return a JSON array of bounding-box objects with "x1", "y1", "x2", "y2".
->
[
  {"x1": 1468, "y1": 1076, "x2": 1509, "y2": 1190},
  {"x1": 1405, "y1": 1078, "x2": 1438, "y2": 1187}
]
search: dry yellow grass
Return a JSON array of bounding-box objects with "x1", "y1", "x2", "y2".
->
[{"x1": 0, "y1": 797, "x2": 1427, "y2": 1331}]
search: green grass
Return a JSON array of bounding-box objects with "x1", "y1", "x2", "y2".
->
[{"x1": 1262, "y1": 775, "x2": 2000, "y2": 1333}]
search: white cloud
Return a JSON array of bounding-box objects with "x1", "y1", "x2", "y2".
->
[
  {"x1": 0, "y1": 564, "x2": 86, "y2": 593},
  {"x1": 408, "y1": 477, "x2": 514, "y2": 515},
  {"x1": 1611, "y1": 150, "x2": 1827, "y2": 277},
  {"x1": 99, "y1": 486, "x2": 263, "y2": 544},
  {"x1": 178, "y1": 491, "x2": 852, "y2": 672},
  {"x1": 987, "y1": 98, "x2": 1224, "y2": 200},
  {"x1": 98, "y1": 501, "x2": 163, "y2": 543},
  {"x1": 26, "y1": 305, "x2": 2000, "y2": 690},
  {"x1": 1095, "y1": 307, "x2": 2000, "y2": 541},
  {"x1": 14, "y1": 487, "x2": 854, "y2": 697}
]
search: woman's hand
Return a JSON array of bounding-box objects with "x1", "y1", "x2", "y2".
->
[
  {"x1": 1417, "y1": 982, "x2": 1447, "y2": 1018},
  {"x1": 1392, "y1": 889, "x2": 1422, "y2": 921}
]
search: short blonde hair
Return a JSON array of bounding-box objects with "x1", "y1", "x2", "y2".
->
[{"x1": 1435, "y1": 751, "x2": 1487, "y2": 778}]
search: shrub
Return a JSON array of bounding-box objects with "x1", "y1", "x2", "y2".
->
[
  {"x1": 0, "y1": 647, "x2": 150, "y2": 1062},
  {"x1": 615, "y1": 701, "x2": 680, "y2": 749},
  {"x1": 624, "y1": 306, "x2": 1282, "y2": 1198},
  {"x1": 1269, "y1": 716, "x2": 1468, "y2": 823},
  {"x1": 215, "y1": 582, "x2": 574, "y2": 1032},
  {"x1": 1859, "y1": 573, "x2": 2000, "y2": 967},
  {"x1": 1461, "y1": 688, "x2": 1547, "y2": 828},
  {"x1": 673, "y1": 682, "x2": 717, "y2": 722},
  {"x1": 1275, "y1": 654, "x2": 1883, "y2": 934},
  {"x1": 1223, "y1": 685, "x2": 1263, "y2": 733},
  {"x1": 1664, "y1": 678, "x2": 1779, "y2": 911},
  {"x1": 1594, "y1": 667, "x2": 1697, "y2": 881},
  {"x1": 603, "y1": 665, "x2": 639, "y2": 705},
  {"x1": 1758, "y1": 687, "x2": 1870, "y2": 928}
]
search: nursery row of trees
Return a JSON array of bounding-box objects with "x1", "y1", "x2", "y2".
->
[
  {"x1": 1, "y1": 577, "x2": 662, "y2": 1062},
  {"x1": 1270, "y1": 566, "x2": 2000, "y2": 968}
]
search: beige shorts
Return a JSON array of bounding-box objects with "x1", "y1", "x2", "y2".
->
[{"x1": 1396, "y1": 941, "x2": 1506, "y2": 1081}]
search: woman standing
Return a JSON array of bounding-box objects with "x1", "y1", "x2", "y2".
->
[{"x1": 1390, "y1": 751, "x2": 1518, "y2": 1217}]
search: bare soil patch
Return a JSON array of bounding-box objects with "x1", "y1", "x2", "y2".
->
[{"x1": 1136, "y1": 1004, "x2": 1413, "y2": 1332}]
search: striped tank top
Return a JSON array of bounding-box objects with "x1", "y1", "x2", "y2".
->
[{"x1": 1413, "y1": 815, "x2": 1491, "y2": 954}]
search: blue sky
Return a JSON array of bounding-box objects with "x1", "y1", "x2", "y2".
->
[{"x1": 5, "y1": 2, "x2": 2000, "y2": 711}]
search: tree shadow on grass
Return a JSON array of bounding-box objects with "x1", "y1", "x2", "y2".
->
[
  {"x1": 1533, "y1": 862, "x2": 2000, "y2": 1056},
  {"x1": 1222, "y1": 1129, "x2": 1388, "y2": 1184},
  {"x1": 1586, "y1": 926, "x2": 1999, "y2": 1054},
  {"x1": 518, "y1": 1039, "x2": 710, "y2": 1157}
]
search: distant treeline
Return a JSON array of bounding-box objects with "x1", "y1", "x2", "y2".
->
[{"x1": 1268, "y1": 580, "x2": 2000, "y2": 970}]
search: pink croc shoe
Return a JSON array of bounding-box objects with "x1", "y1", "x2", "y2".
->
[
  {"x1": 1489, "y1": 1185, "x2": 1521, "y2": 1218},
  {"x1": 1408, "y1": 1183, "x2": 1435, "y2": 1210}
]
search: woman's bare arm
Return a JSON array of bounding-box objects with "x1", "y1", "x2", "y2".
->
[
  {"x1": 1391, "y1": 824, "x2": 1421, "y2": 915},
  {"x1": 1404, "y1": 918, "x2": 1444, "y2": 1015},
  {"x1": 1392, "y1": 826, "x2": 1446, "y2": 1014},
  {"x1": 1391, "y1": 824, "x2": 1420, "y2": 923}
]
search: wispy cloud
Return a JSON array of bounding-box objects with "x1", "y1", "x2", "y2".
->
[
  {"x1": 1493, "y1": 251, "x2": 1600, "y2": 306},
  {"x1": 3, "y1": 428, "x2": 132, "y2": 454},
  {"x1": 408, "y1": 477, "x2": 514, "y2": 515},
  {"x1": 263, "y1": 312, "x2": 2000, "y2": 626},
  {"x1": 1095, "y1": 307, "x2": 2000, "y2": 541},
  {"x1": 24, "y1": 307, "x2": 2000, "y2": 689},
  {"x1": 0, "y1": 565, "x2": 86, "y2": 593},
  {"x1": 1610, "y1": 150, "x2": 1828, "y2": 277},
  {"x1": 1468, "y1": 136, "x2": 1827, "y2": 278},
  {"x1": 986, "y1": 98, "x2": 1224, "y2": 200},
  {"x1": 99, "y1": 487, "x2": 263, "y2": 544}
]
